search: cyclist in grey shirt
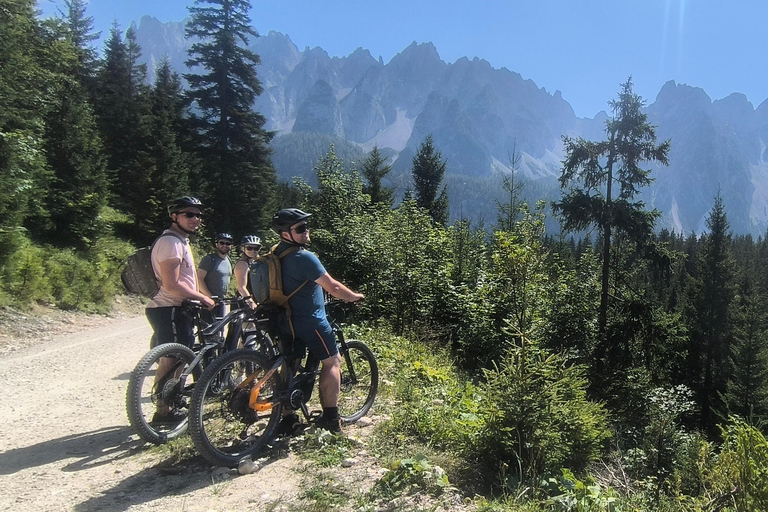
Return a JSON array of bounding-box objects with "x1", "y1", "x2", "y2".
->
[{"x1": 197, "y1": 232, "x2": 234, "y2": 319}]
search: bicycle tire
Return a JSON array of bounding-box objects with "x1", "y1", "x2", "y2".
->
[
  {"x1": 126, "y1": 342, "x2": 198, "y2": 444},
  {"x1": 189, "y1": 349, "x2": 282, "y2": 467},
  {"x1": 338, "y1": 340, "x2": 378, "y2": 423}
]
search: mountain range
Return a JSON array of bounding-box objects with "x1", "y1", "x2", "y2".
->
[{"x1": 133, "y1": 15, "x2": 768, "y2": 237}]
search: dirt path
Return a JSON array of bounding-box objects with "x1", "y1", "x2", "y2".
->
[{"x1": 0, "y1": 312, "x2": 388, "y2": 512}]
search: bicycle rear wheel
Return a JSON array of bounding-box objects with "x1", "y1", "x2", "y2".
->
[
  {"x1": 189, "y1": 349, "x2": 282, "y2": 467},
  {"x1": 126, "y1": 343, "x2": 198, "y2": 444},
  {"x1": 338, "y1": 340, "x2": 378, "y2": 423}
]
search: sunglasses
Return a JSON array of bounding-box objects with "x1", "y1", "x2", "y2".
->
[
  {"x1": 292, "y1": 224, "x2": 309, "y2": 234},
  {"x1": 244, "y1": 245, "x2": 261, "y2": 251},
  {"x1": 179, "y1": 212, "x2": 203, "y2": 219},
  {"x1": 217, "y1": 241, "x2": 232, "y2": 246}
]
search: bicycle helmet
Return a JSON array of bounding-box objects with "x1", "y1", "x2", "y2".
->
[
  {"x1": 215, "y1": 232, "x2": 234, "y2": 243},
  {"x1": 271, "y1": 208, "x2": 312, "y2": 233},
  {"x1": 168, "y1": 196, "x2": 204, "y2": 215},
  {"x1": 240, "y1": 235, "x2": 261, "y2": 246}
]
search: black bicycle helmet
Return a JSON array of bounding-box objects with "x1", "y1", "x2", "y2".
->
[
  {"x1": 240, "y1": 235, "x2": 262, "y2": 246},
  {"x1": 168, "y1": 196, "x2": 204, "y2": 215},
  {"x1": 271, "y1": 208, "x2": 312, "y2": 233},
  {"x1": 215, "y1": 232, "x2": 234, "y2": 243}
]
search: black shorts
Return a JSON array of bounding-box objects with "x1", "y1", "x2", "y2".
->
[{"x1": 145, "y1": 306, "x2": 195, "y2": 349}]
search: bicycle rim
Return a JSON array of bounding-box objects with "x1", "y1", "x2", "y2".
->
[
  {"x1": 126, "y1": 343, "x2": 197, "y2": 444},
  {"x1": 338, "y1": 340, "x2": 379, "y2": 423},
  {"x1": 189, "y1": 349, "x2": 282, "y2": 467}
]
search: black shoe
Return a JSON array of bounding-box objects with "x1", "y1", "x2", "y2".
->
[
  {"x1": 150, "y1": 409, "x2": 187, "y2": 425},
  {"x1": 315, "y1": 415, "x2": 343, "y2": 434},
  {"x1": 275, "y1": 413, "x2": 305, "y2": 438}
]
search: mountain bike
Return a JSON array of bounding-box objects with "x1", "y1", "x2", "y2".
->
[
  {"x1": 188, "y1": 300, "x2": 378, "y2": 467},
  {"x1": 126, "y1": 297, "x2": 263, "y2": 444}
]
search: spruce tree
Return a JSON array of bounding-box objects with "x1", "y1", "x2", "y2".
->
[
  {"x1": 722, "y1": 291, "x2": 768, "y2": 423},
  {"x1": 42, "y1": 78, "x2": 108, "y2": 248},
  {"x1": 95, "y1": 22, "x2": 149, "y2": 212},
  {"x1": 685, "y1": 192, "x2": 735, "y2": 432},
  {"x1": 361, "y1": 145, "x2": 394, "y2": 207},
  {"x1": 0, "y1": 0, "x2": 53, "y2": 259},
  {"x1": 184, "y1": 0, "x2": 276, "y2": 234},
  {"x1": 553, "y1": 77, "x2": 670, "y2": 337},
  {"x1": 412, "y1": 134, "x2": 449, "y2": 226},
  {"x1": 134, "y1": 58, "x2": 196, "y2": 242},
  {"x1": 59, "y1": 0, "x2": 100, "y2": 93}
]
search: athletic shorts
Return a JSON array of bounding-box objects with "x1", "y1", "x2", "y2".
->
[
  {"x1": 145, "y1": 306, "x2": 195, "y2": 349},
  {"x1": 287, "y1": 318, "x2": 338, "y2": 361}
]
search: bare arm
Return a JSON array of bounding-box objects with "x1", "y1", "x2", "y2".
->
[
  {"x1": 234, "y1": 260, "x2": 256, "y2": 308},
  {"x1": 158, "y1": 258, "x2": 215, "y2": 308},
  {"x1": 197, "y1": 268, "x2": 212, "y2": 297},
  {"x1": 315, "y1": 273, "x2": 364, "y2": 302}
]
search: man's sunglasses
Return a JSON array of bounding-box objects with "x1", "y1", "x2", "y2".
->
[
  {"x1": 179, "y1": 212, "x2": 203, "y2": 219},
  {"x1": 217, "y1": 241, "x2": 232, "y2": 246},
  {"x1": 292, "y1": 224, "x2": 309, "y2": 234},
  {"x1": 244, "y1": 245, "x2": 261, "y2": 251}
]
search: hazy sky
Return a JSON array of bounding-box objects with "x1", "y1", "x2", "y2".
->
[{"x1": 37, "y1": 0, "x2": 768, "y2": 118}]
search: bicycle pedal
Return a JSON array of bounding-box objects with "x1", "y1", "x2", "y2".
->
[{"x1": 307, "y1": 410, "x2": 323, "y2": 423}]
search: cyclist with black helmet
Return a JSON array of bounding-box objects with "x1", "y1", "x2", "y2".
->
[
  {"x1": 197, "y1": 232, "x2": 234, "y2": 319},
  {"x1": 271, "y1": 208, "x2": 364, "y2": 434},
  {"x1": 234, "y1": 234, "x2": 262, "y2": 310},
  {"x1": 146, "y1": 196, "x2": 215, "y2": 424}
]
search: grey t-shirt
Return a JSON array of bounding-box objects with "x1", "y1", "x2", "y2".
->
[{"x1": 198, "y1": 253, "x2": 232, "y2": 297}]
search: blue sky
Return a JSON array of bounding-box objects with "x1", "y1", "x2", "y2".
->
[{"x1": 37, "y1": 0, "x2": 768, "y2": 118}]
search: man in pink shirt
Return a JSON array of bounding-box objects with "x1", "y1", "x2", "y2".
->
[{"x1": 145, "y1": 196, "x2": 215, "y2": 423}]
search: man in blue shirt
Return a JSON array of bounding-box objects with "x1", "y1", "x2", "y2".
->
[{"x1": 271, "y1": 208, "x2": 364, "y2": 433}]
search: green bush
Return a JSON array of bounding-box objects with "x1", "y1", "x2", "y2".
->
[
  {"x1": 0, "y1": 233, "x2": 135, "y2": 312},
  {"x1": 477, "y1": 331, "x2": 611, "y2": 486},
  {"x1": 701, "y1": 418, "x2": 768, "y2": 510}
]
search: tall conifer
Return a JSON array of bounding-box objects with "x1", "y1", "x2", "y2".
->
[{"x1": 184, "y1": 0, "x2": 276, "y2": 234}]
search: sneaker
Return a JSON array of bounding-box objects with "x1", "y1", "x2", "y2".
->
[
  {"x1": 315, "y1": 415, "x2": 343, "y2": 434},
  {"x1": 150, "y1": 409, "x2": 187, "y2": 425},
  {"x1": 275, "y1": 413, "x2": 305, "y2": 438}
]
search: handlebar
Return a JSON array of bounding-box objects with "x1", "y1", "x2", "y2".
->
[{"x1": 182, "y1": 296, "x2": 252, "y2": 309}]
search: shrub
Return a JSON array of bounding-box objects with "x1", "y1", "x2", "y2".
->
[{"x1": 477, "y1": 330, "x2": 611, "y2": 486}]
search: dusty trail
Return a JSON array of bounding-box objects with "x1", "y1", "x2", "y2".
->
[{"x1": 0, "y1": 315, "x2": 314, "y2": 512}]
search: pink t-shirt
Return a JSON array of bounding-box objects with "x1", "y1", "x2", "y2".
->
[{"x1": 146, "y1": 230, "x2": 197, "y2": 308}]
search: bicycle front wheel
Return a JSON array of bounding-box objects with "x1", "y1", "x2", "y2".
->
[
  {"x1": 189, "y1": 349, "x2": 282, "y2": 467},
  {"x1": 126, "y1": 343, "x2": 198, "y2": 444},
  {"x1": 338, "y1": 340, "x2": 378, "y2": 423}
]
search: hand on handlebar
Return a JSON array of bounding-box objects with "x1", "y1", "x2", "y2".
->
[{"x1": 201, "y1": 296, "x2": 216, "y2": 310}]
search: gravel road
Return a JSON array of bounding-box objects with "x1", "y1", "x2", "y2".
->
[{"x1": 0, "y1": 315, "x2": 315, "y2": 511}]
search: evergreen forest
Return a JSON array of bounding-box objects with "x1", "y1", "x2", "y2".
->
[{"x1": 3, "y1": 0, "x2": 768, "y2": 509}]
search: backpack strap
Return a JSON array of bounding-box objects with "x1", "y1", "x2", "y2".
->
[
  {"x1": 274, "y1": 244, "x2": 309, "y2": 341},
  {"x1": 275, "y1": 244, "x2": 308, "y2": 301}
]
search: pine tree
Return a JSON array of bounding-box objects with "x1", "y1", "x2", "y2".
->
[
  {"x1": 59, "y1": 0, "x2": 100, "y2": 93},
  {"x1": 94, "y1": 22, "x2": 149, "y2": 211},
  {"x1": 412, "y1": 134, "x2": 449, "y2": 226},
  {"x1": 553, "y1": 77, "x2": 670, "y2": 336},
  {"x1": 0, "y1": 0, "x2": 53, "y2": 260},
  {"x1": 685, "y1": 192, "x2": 735, "y2": 432},
  {"x1": 133, "y1": 58, "x2": 196, "y2": 242},
  {"x1": 184, "y1": 0, "x2": 276, "y2": 234},
  {"x1": 722, "y1": 291, "x2": 768, "y2": 423},
  {"x1": 361, "y1": 145, "x2": 394, "y2": 207},
  {"x1": 495, "y1": 140, "x2": 524, "y2": 231},
  {"x1": 42, "y1": 78, "x2": 108, "y2": 248}
]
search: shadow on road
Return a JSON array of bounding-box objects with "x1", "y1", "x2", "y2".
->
[
  {"x1": 73, "y1": 438, "x2": 293, "y2": 512},
  {"x1": 0, "y1": 425, "x2": 137, "y2": 475}
]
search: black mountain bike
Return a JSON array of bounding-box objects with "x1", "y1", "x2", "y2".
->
[
  {"x1": 126, "y1": 297, "x2": 259, "y2": 444},
  {"x1": 188, "y1": 301, "x2": 379, "y2": 467}
]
